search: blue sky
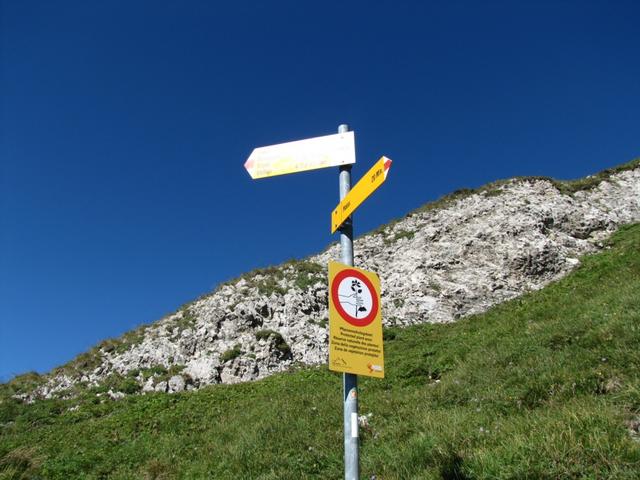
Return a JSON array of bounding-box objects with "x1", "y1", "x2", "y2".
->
[{"x1": 1, "y1": 1, "x2": 639, "y2": 381}]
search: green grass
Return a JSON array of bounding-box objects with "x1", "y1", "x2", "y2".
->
[{"x1": 2, "y1": 224, "x2": 640, "y2": 479}]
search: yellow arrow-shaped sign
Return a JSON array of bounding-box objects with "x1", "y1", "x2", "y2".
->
[{"x1": 331, "y1": 156, "x2": 392, "y2": 233}]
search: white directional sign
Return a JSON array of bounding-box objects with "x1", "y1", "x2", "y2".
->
[{"x1": 244, "y1": 131, "x2": 355, "y2": 179}]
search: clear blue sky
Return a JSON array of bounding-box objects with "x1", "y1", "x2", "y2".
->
[{"x1": 1, "y1": 1, "x2": 639, "y2": 381}]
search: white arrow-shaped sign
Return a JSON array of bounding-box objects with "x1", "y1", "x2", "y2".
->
[{"x1": 244, "y1": 131, "x2": 355, "y2": 180}]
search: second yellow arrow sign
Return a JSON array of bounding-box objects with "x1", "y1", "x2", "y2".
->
[{"x1": 331, "y1": 156, "x2": 393, "y2": 233}]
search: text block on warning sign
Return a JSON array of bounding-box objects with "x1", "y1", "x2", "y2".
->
[{"x1": 328, "y1": 261, "x2": 384, "y2": 378}]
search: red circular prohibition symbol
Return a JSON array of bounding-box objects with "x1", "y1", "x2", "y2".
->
[{"x1": 331, "y1": 268, "x2": 379, "y2": 327}]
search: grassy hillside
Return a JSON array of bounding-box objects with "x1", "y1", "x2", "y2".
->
[{"x1": 2, "y1": 224, "x2": 640, "y2": 479}]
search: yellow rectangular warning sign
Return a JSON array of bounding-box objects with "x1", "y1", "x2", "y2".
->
[{"x1": 328, "y1": 261, "x2": 384, "y2": 378}]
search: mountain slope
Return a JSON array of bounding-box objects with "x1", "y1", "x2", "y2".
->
[
  {"x1": 2, "y1": 223, "x2": 639, "y2": 479},
  {"x1": 7, "y1": 159, "x2": 640, "y2": 400}
]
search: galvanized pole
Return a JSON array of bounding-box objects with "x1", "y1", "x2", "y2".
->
[{"x1": 338, "y1": 123, "x2": 359, "y2": 479}]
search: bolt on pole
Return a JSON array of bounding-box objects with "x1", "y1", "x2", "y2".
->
[{"x1": 338, "y1": 123, "x2": 359, "y2": 480}]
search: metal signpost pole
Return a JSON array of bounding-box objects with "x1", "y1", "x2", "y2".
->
[{"x1": 338, "y1": 123, "x2": 359, "y2": 479}]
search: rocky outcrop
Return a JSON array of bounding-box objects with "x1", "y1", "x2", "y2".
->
[{"x1": 22, "y1": 164, "x2": 640, "y2": 400}]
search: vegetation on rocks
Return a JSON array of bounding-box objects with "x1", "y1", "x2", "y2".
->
[
  {"x1": 220, "y1": 344, "x2": 243, "y2": 363},
  {"x1": 221, "y1": 259, "x2": 324, "y2": 297},
  {"x1": 92, "y1": 373, "x2": 141, "y2": 395},
  {"x1": 551, "y1": 156, "x2": 640, "y2": 194},
  {"x1": 386, "y1": 229, "x2": 415, "y2": 244},
  {"x1": 292, "y1": 261, "x2": 324, "y2": 291},
  {"x1": 2, "y1": 224, "x2": 639, "y2": 478},
  {"x1": 45, "y1": 324, "x2": 150, "y2": 383},
  {"x1": 127, "y1": 365, "x2": 186, "y2": 386},
  {"x1": 99, "y1": 327, "x2": 147, "y2": 355},
  {"x1": 172, "y1": 308, "x2": 197, "y2": 333},
  {"x1": 370, "y1": 156, "x2": 640, "y2": 240},
  {"x1": 255, "y1": 330, "x2": 291, "y2": 356}
]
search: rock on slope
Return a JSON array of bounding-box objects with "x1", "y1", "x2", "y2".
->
[{"x1": 25, "y1": 162, "x2": 640, "y2": 400}]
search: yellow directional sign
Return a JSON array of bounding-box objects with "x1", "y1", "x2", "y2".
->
[
  {"x1": 244, "y1": 131, "x2": 355, "y2": 180},
  {"x1": 328, "y1": 261, "x2": 384, "y2": 378},
  {"x1": 331, "y1": 156, "x2": 392, "y2": 233}
]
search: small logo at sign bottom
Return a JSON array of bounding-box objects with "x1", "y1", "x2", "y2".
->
[
  {"x1": 367, "y1": 363, "x2": 383, "y2": 373},
  {"x1": 332, "y1": 357, "x2": 348, "y2": 367}
]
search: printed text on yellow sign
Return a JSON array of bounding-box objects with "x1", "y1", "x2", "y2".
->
[{"x1": 331, "y1": 156, "x2": 392, "y2": 233}]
